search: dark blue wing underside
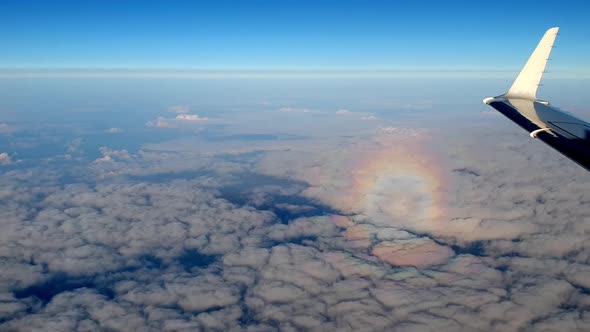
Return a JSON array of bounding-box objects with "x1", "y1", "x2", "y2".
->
[{"x1": 489, "y1": 101, "x2": 590, "y2": 171}]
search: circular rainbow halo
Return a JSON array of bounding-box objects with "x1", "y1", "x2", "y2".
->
[{"x1": 350, "y1": 129, "x2": 447, "y2": 230}]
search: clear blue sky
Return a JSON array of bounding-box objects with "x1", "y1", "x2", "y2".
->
[{"x1": 0, "y1": 0, "x2": 589, "y2": 72}]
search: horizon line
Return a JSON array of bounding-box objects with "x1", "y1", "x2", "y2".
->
[{"x1": 0, "y1": 68, "x2": 587, "y2": 79}]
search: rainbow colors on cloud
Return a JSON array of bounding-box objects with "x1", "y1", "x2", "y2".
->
[
  {"x1": 306, "y1": 127, "x2": 448, "y2": 229},
  {"x1": 300, "y1": 127, "x2": 454, "y2": 268},
  {"x1": 350, "y1": 128, "x2": 447, "y2": 229},
  {"x1": 262, "y1": 126, "x2": 535, "y2": 268}
]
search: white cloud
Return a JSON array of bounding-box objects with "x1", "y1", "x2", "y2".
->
[
  {"x1": 335, "y1": 109, "x2": 353, "y2": 115},
  {"x1": 372, "y1": 238, "x2": 455, "y2": 268},
  {"x1": 334, "y1": 109, "x2": 379, "y2": 121},
  {"x1": 278, "y1": 107, "x2": 313, "y2": 113},
  {"x1": 94, "y1": 147, "x2": 132, "y2": 163},
  {"x1": 2, "y1": 116, "x2": 590, "y2": 331},
  {"x1": 175, "y1": 114, "x2": 208, "y2": 121},
  {"x1": 167, "y1": 105, "x2": 190, "y2": 114},
  {"x1": 146, "y1": 117, "x2": 172, "y2": 128},
  {"x1": 379, "y1": 126, "x2": 424, "y2": 136},
  {"x1": 146, "y1": 114, "x2": 209, "y2": 128},
  {"x1": 65, "y1": 138, "x2": 84, "y2": 154},
  {"x1": 106, "y1": 127, "x2": 124, "y2": 133},
  {"x1": 95, "y1": 155, "x2": 113, "y2": 162},
  {"x1": 0, "y1": 153, "x2": 12, "y2": 165},
  {"x1": 360, "y1": 115, "x2": 378, "y2": 120}
]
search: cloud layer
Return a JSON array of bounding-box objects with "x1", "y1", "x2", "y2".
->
[{"x1": 1, "y1": 103, "x2": 590, "y2": 331}]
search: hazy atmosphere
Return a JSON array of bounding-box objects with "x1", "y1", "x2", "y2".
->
[{"x1": 1, "y1": 1, "x2": 590, "y2": 331}]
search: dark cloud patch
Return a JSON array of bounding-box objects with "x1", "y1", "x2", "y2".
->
[
  {"x1": 220, "y1": 173, "x2": 308, "y2": 199},
  {"x1": 452, "y1": 241, "x2": 486, "y2": 256},
  {"x1": 452, "y1": 167, "x2": 480, "y2": 177},
  {"x1": 270, "y1": 205, "x2": 319, "y2": 225},
  {"x1": 138, "y1": 255, "x2": 163, "y2": 269},
  {"x1": 14, "y1": 274, "x2": 114, "y2": 304},
  {"x1": 573, "y1": 285, "x2": 590, "y2": 295},
  {"x1": 219, "y1": 172, "x2": 339, "y2": 224},
  {"x1": 127, "y1": 170, "x2": 214, "y2": 184},
  {"x1": 177, "y1": 250, "x2": 219, "y2": 272},
  {"x1": 263, "y1": 198, "x2": 338, "y2": 225},
  {"x1": 264, "y1": 236, "x2": 320, "y2": 247}
]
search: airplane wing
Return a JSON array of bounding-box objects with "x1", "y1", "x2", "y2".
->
[{"x1": 483, "y1": 27, "x2": 590, "y2": 172}]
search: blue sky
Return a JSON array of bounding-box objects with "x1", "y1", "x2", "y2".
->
[
  {"x1": 3, "y1": 3, "x2": 590, "y2": 332},
  {"x1": 1, "y1": 0, "x2": 589, "y2": 72}
]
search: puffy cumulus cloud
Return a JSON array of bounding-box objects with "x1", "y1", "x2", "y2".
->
[
  {"x1": 256, "y1": 129, "x2": 443, "y2": 216},
  {"x1": 278, "y1": 107, "x2": 313, "y2": 113},
  {"x1": 167, "y1": 105, "x2": 190, "y2": 114},
  {"x1": 1, "y1": 119, "x2": 590, "y2": 331},
  {"x1": 0, "y1": 152, "x2": 12, "y2": 165},
  {"x1": 379, "y1": 126, "x2": 427, "y2": 137},
  {"x1": 245, "y1": 123, "x2": 590, "y2": 329},
  {"x1": 335, "y1": 109, "x2": 379, "y2": 121},
  {"x1": 95, "y1": 147, "x2": 131, "y2": 163},
  {"x1": 146, "y1": 114, "x2": 210, "y2": 128},
  {"x1": 360, "y1": 115, "x2": 378, "y2": 120},
  {"x1": 335, "y1": 109, "x2": 352, "y2": 115},
  {"x1": 120, "y1": 274, "x2": 241, "y2": 312},
  {"x1": 106, "y1": 127, "x2": 124, "y2": 134},
  {"x1": 255, "y1": 125, "x2": 590, "y2": 247},
  {"x1": 175, "y1": 114, "x2": 208, "y2": 121},
  {"x1": 0, "y1": 168, "x2": 281, "y2": 329},
  {"x1": 145, "y1": 116, "x2": 172, "y2": 128},
  {"x1": 89, "y1": 147, "x2": 247, "y2": 180},
  {"x1": 65, "y1": 137, "x2": 84, "y2": 155},
  {"x1": 372, "y1": 238, "x2": 455, "y2": 269},
  {"x1": 439, "y1": 128, "x2": 590, "y2": 250}
]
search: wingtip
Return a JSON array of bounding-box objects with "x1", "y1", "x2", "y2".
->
[{"x1": 505, "y1": 27, "x2": 560, "y2": 100}]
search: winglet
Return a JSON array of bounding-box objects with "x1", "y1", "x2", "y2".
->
[{"x1": 504, "y1": 27, "x2": 559, "y2": 100}]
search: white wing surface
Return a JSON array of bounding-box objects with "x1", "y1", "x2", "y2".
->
[{"x1": 483, "y1": 27, "x2": 590, "y2": 171}]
